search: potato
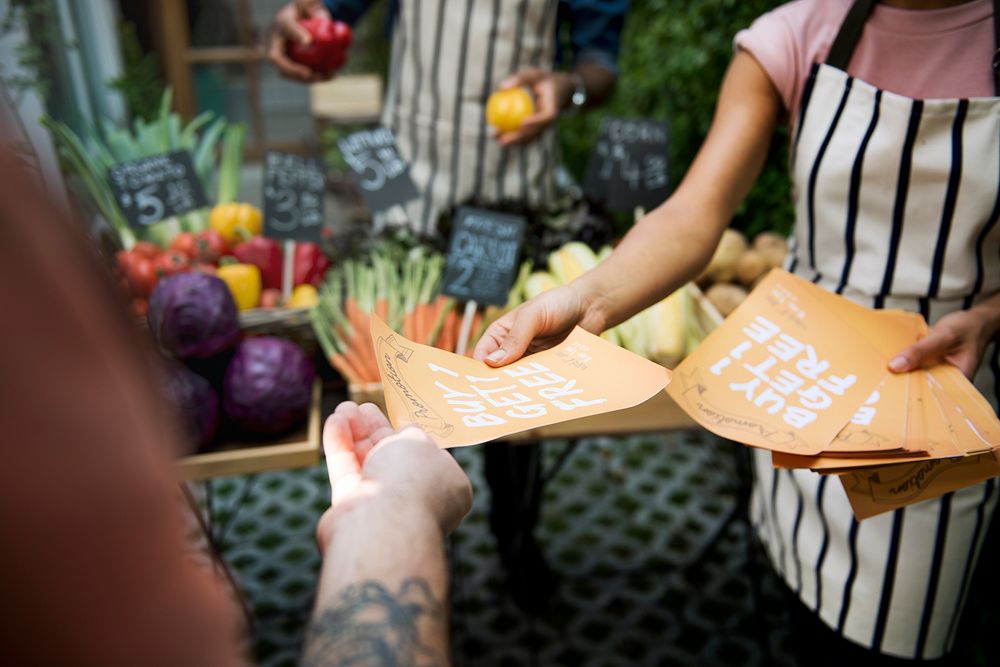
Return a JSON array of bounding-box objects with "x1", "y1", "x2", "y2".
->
[
  {"x1": 734, "y1": 249, "x2": 769, "y2": 287},
  {"x1": 700, "y1": 228, "x2": 748, "y2": 284},
  {"x1": 753, "y1": 232, "x2": 789, "y2": 269},
  {"x1": 705, "y1": 283, "x2": 749, "y2": 317}
]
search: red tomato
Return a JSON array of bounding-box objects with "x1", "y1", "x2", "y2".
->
[
  {"x1": 193, "y1": 229, "x2": 227, "y2": 264},
  {"x1": 131, "y1": 241, "x2": 162, "y2": 260},
  {"x1": 115, "y1": 250, "x2": 134, "y2": 276},
  {"x1": 260, "y1": 288, "x2": 284, "y2": 309},
  {"x1": 155, "y1": 250, "x2": 190, "y2": 277},
  {"x1": 190, "y1": 262, "x2": 217, "y2": 275},
  {"x1": 170, "y1": 232, "x2": 198, "y2": 258},
  {"x1": 127, "y1": 257, "x2": 158, "y2": 298}
]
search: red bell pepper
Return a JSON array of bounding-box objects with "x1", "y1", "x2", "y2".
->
[
  {"x1": 293, "y1": 242, "x2": 331, "y2": 287},
  {"x1": 232, "y1": 236, "x2": 283, "y2": 290}
]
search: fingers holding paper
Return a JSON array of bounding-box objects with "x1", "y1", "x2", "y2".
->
[
  {"x1": 473, "y1": 284, "x2": 601, "y2": 366},
  {"x1": 889, "y1": 303, "x2": 1000, "y2": 379}
]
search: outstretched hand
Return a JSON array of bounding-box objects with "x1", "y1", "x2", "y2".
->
[
  {"x1": 473, "y1": 284, "x2": 602, "y2": 366},
  {"x1": 317, "y1": 402, "x2": 472, "y2": 550},
  {"x1": 888, "y1": 308, "x2": 995, "y2": 380},
  {"x1": 269, "y1": 0, "x2": 334, "y2": 83}
]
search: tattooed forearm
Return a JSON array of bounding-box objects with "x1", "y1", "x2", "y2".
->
[{"x1": 302, "y1": 577, "x2": 448, "y2": 667}]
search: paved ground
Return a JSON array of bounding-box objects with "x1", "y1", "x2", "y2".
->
[{"x1": 206, "y1": 430, "x2": 997, "y2": 666}]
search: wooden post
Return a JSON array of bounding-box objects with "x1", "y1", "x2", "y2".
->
[{"x1": 156, "y1": 0, "x2": 197, "y2": 119}]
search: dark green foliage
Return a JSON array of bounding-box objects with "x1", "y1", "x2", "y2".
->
[
  {"x1": 559, "y1": 0, "x2": 794, "y2": 238},
  {"x1": 108, "y1": 21, "x2": 165, "y2": 123},
  {"x1": 0, "y1": 0, "x2": 65, "y2": 100}
]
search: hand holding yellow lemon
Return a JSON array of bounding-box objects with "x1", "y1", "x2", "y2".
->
[{"x1": 485, "y1": 87, "x2": 535, "y2": 133}]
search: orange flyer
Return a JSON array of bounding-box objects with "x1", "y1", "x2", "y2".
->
[
  {"x1": 370, "y1": 315, "x2": 671, "y2": 448},
  {"x1": 668, "y1": 269, "x2": 887, "y2": 455}
]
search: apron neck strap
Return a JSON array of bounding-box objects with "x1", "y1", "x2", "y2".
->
[{"x1": 826, "y1": 0, "x2": 1000, "y2": 95}]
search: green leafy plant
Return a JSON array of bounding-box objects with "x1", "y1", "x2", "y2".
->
[
  {"x1": 42, "y1": 89, "x2": 245, "y2": 248},
  {"x1": 108, "y1": 20, "x2": 165, "y2": 123},
  {"x1": 0, "y1": 0, "x2": 65, "y2": 101},
  {"x1": 559, "y1": 0, "x2": 793, "y2": 238}
]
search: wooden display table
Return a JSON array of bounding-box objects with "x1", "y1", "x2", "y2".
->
[{"x1": 175, "y1": 382, "x2": 322, "y2": 481}]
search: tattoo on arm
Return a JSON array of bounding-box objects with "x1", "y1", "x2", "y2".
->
[{"x1": 303, "y1": 577, "x2": 447, "y2": 667}]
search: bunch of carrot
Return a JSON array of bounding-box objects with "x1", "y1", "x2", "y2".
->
[{"x1": 309, "y1": 243, "x2": 533, "y2": 386}]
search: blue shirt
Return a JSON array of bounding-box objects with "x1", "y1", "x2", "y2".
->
[{"x1": 324, "y1": 0, "x2": 627, "y2": 74}]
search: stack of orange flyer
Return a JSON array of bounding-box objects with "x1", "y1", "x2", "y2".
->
[{"x1": 667, "y1": 269, "x2": 1000, "y2": 519}]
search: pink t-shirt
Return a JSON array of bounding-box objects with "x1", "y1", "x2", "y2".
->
[{"x1": 735, "y1": 0, "x2": 996, "y2": 124}]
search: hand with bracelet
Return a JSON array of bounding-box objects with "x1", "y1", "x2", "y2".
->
[{"x1": 495, "y1": 63, "x2": 616, "y2": 147}]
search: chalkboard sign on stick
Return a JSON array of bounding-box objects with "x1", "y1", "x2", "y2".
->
[
  {"x1": 583, "y1": 117, "x2": 670, "y2": 212},
  {"x1": 108, "y1": 151, "x2": 208, "y2": 228},
  {"x1": 263, "y1": 151, "x2": 327, "y2": 242},
  {"x1": 337, "y1": 126, "x2": 418, "y2": 212},
  {"x1": 441, "y1": 207, "x2": 525, "y2": 307}
]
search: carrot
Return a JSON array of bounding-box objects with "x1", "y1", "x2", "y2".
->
[
  {"x1": 403, "y1": 309, "x2": 416, "y2": 341},
  {"x1": 436, "y1": 300, "x2": 460, "y2": 352},
  {"x1": 464, "y1": 309, "x2": 484, "y2": 356},
  {"x1": 428, "y1": 297, "x2": 453, "y2": 349},
  {"x1": 310, "y1": 307, "x2": 366, "y2": 384},
  {"x1": 375, "y1": 297, "x2": 389, "y2": 325}
]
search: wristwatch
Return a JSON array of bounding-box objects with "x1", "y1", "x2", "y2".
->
[{"x1": 566, "y1": 72, "x2": 587, "y2": 114}]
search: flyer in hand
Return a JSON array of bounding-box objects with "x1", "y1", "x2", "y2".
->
[
  {"x1": 370, "y1": 315, "x2": 672, "y2": 448},
  {"x1": 669, "y1": 269, "x2": 1000, "y2": 519}
]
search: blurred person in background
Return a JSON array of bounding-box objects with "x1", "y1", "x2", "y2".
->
[
  {"x1": 269, "y1": 0, "x2": 628, "y2": 611},
  {"x1": 0, "y1": 142, "x2": 471, "y2": 665}
]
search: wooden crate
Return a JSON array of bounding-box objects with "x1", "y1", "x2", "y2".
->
[{"x1": 176, "y1": 381, "x2": 323, "y2": 481}]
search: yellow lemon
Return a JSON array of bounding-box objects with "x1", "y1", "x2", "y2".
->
[{"x1": 485, "y1": 87, "x2": 535, "y2": 133}]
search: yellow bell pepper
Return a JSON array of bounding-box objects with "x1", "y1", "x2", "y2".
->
[
  {"x1": 216, "y1": 263, "x2": 261, "y2": 311},
  {"x1": 289, "y1": 283, "x2": 319, "y2": 308},
  {"x1": 209, "y1": 202, "x2": 263, "y2": 245}
]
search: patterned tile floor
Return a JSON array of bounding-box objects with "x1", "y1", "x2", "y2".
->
[{"x1": 206, "y1": 430, "x2": 996, "y2": 666}]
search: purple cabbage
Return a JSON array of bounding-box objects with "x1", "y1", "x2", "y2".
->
[
  {"x1": 223, "y1": 337, "x2": 315, "y2": 436},
  {"x1": 148, "y1": 273, "x2": 240, "y2": 359},
  {"x1": 162, "y1": 360, "x2": 219, "y2": 452}
]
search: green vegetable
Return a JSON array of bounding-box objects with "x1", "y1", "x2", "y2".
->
[{"x1": 41, "y1": 89, "x2": 244, "y2": 248}]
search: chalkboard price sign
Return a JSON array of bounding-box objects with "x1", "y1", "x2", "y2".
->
[
  {"x1": 263, "y1": 151, "x2": 326, "y2": 241},
  {"x1": 441, "y1": 207, "x2": 526, "y2": 306},
  {"x1": 583, "y1": 117, "x2": 670, "y2": 212},
  {"x1": 108, "y1": 151, "x2": 208, "y2": 228},
  {"x1": 337, "y1": 126, "x2": 419, "y2": 212}
]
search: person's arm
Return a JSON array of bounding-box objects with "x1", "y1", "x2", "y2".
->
[
  {"x1": 269, "y1": 0, "x2": 373, "y2": 82},
  {"x1": 888, "y1": 292, "x2": 1000, "y2": 379},
  {"x1": 496, "y1": 0, "x2": 626, "y2": 146},
  {"x1": 302, "y1": 402, "x2": 472, "y2": 666},
  {"x1": 476, "y1": 50, "x2": 783, "y2": 364}
]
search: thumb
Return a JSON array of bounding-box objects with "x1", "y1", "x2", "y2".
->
[
  {"x1": 277, "y1": 11, "x2": 313, "y2": 44},
  {"x1": 888, "y1": 328, "x2": 955, "y2": 373},
  {"x1": 481, "y1": 309, "x2": 541, "y2": 367},
  {"x1": 291, "y1": 23, "x2": 312, "y2": 45}
]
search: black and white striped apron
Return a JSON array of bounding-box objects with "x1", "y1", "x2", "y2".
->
[
  {"x1": 380, "y1": 0, "x2": 560, "y2": 235},
  {"x1": 750, "y1": 0, "x2": 1000, "y2": 658}
]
